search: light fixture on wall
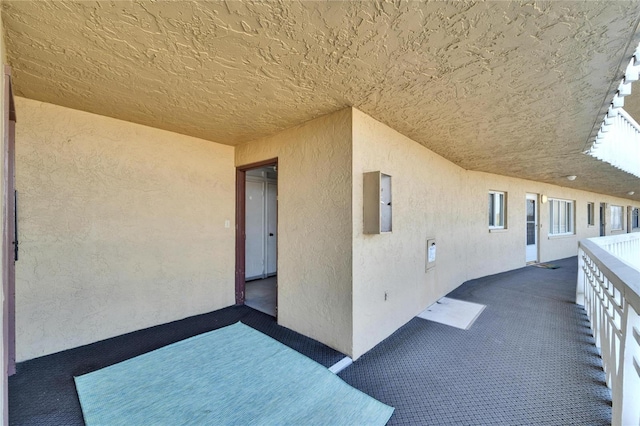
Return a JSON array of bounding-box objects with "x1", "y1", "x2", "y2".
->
[
  {"x1": 628, "y1": 191, "x2": 635, "y2": 195},
  {"x1": 541, "y1": 195, "x2": 548, "y2": 204},
  {"x1": 566, "y1": 175, "x2": 577, "y2": 181}
]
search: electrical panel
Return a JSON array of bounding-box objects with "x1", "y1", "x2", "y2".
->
[
  {"x1": 363, "y1": 171, "x2": 392, "y2": 234},
  {"x1": 426, "y1": 238, "x2": 436, "y2": 271}
]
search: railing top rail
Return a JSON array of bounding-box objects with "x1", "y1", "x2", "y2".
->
[
  {"x1": 579, "y1": 239, "x2": 640, "y2": 312},
  {"x1": 589, "y1": 233, "x2": 640, "y2": 246}
]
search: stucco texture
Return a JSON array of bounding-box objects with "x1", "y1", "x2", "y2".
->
[
  {"x1": 3, "y1": 1, "x2": 640, "y2": 200},
  {"x1": 15, "y1": 98, "x2": 235, "y2": 361},
  {"x1": 235, "y1": 109, "x2": 353, "y2": 357},
  {"x1": 351, "y1": 109, "x2": 639, "y2": 358},
  {"x1": 9, "y1": 97, "x2": 640, "y2": 363}
]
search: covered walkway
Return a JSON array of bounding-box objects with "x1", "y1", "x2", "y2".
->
[
  {"x1": 9, "y1": 257, "x2": 609, "y2": 425},
  {"x1": 341, "y1": 256, "x2": 610, "y2": 425}
]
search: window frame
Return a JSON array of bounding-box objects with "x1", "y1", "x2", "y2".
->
[
  {"x1": 548, "y1": 198, "x2": 575, "y2": 236},
  {"x1": 587, "y1": 202, "x2": 595, "y2": 226},
  {"x1": 632, "y1": 207, "x2": 639, "y2": 230},
  {"x1": 610, "y1": 205, "x2": 624, "y2": 231},
  {"x1": 488, "y1": 191, "x2": 507, "y2": 230}
]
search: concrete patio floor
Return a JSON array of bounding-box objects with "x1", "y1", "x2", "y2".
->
[{"x1": 9, "y1": 256, "x2": 609, "y2": 425}]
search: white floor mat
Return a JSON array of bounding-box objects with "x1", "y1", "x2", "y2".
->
[{"x1": 417, "y1": 297, "x2": 486, "y2": 330}]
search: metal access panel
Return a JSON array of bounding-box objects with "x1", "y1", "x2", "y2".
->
[
  {"x1": 380, "y1": 173, "x2": 392, "y2": 232},
  {"x1": 426, "y1": 238, "x2": 436, "y2": 271},
  {"x1": 363, "y1": 171, "x2": 392, "y2": 234}
]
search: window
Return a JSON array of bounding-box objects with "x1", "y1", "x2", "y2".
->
[
  {"x1": 610, "y1": 205, "x2": 623, "y2": 231},
  {"x1": 632, "y1": 207, "x2": 639, "y2": 229},
  {"x1": 587, "y1": 202, "x2": 595, "y2": 226},
  {"x1": 549, "y1": 199, "x2": 574, "y2": 235},
  {"x1": 488, "y1": 191, "x2": 506, "y2": 229}
]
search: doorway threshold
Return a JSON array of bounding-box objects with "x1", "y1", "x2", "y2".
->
[{"x1": 245, "y1": 276, "x2": 277, "y2": 317}]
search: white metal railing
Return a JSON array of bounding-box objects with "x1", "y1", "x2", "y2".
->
[
  {"x1": 577, "y1": 235, "x2": 640, "y2": 426},
  {"x1": 591, "y1": 233, "x2": 640, "y2": 272},
  {"x1": 590, "y1": 108, "x2": 640, "y2": 178}
]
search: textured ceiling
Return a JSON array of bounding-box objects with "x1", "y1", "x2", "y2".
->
[{"x1": 3, "y1": 1, "x2": 640, "y2": 199}]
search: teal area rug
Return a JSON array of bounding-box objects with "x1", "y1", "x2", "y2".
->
[{"x1": 74, "y1": 322, "x2": 394, "y2": 425}]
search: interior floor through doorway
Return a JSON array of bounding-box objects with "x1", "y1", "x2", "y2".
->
[{"x1": 245, "y1": 276, "x2": 276, "y2": 317}]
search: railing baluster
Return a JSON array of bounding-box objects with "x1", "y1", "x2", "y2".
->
[
  {"x1": 577, "y1": 236, "x2": 640, "y2": 426},
  {"x1": 621, "y1": 305, "x2": 640, "y2": 425},
  {"x1": 590, "y1": 108, "x2": 640, "y2": 178}
]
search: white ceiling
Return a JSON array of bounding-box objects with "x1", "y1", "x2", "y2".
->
[{"x1": 3, "y1": 1, "x2": 640, "y2": 199}]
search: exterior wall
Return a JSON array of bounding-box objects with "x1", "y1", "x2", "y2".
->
[
  {"x1": 351, "y1": 108, "x2": 638, "y2": 358},
  {"x1": 535, "y1": 190, "x2": 630, "y2": 262},
  {"x1": 235, "y1": 109, "x2": 353, "y2": 357},
  {"x1": 15, "y1": 98, "x2": 235, "y2": 361},
  {"x1": 10, "y1": 100, "x2": 640, "y2": 363},
  {"x1": 464, "y1": 173, "x2": 639, "y2": 270},
  {"x1": 352, "y1": 109, "x2": 471, "y2": 358}
]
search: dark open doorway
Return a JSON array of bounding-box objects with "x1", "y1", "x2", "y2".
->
[{"x1": 236, "y1": 158, "x2": 278, "y2": 317}]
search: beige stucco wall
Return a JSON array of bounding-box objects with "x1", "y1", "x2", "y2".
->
[
  {"x1": 351, "y1": 108, "x2": 639, "y2": 358},
  {"x1": 235, "y1": 109, "x2": 354, "y2": 357},
  {"x1": 352, "y1": 109, "x2": 471, "y2": 358},
  {"x1": 15, "y1": 98, "x2": 236, "y2": 361},
  {"x1": 10, "y1": 101, "x2": 639, "y2": 363},
  {"x1": 462, "y1": 172, "x2": 638, "y2": 276}
]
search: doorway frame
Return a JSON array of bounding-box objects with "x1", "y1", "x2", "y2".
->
[
  {"x1": 2, "y1": 65, "x2": 16, "y2": 426},
  {"x1": 235, "y1": 158, "x2": 278, "y2": 306},
  {"x1": 525, "y1": 193, "x2": 539, "y2": 263}
]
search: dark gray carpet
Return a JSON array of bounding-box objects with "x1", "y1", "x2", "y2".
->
[
  {"x1": 9, "y1": 306, "x2": 344, "y2": 425},
  {"x1": 339, "y1": 256, "x2": 611, "y2": 425},
  {"x1": 10, "y1": 256, "x2": 610, "y2": 425}
]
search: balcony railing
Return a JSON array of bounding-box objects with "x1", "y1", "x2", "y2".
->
[
  {"x1": 577, "y1": 234, "x2": 640, "y2": 426},
  {"x1": 589, "y1": 108, "x2": 640, "y2": 179},
  {"x1": 590, "y1": 233, "x2": 640, "y2": 272}
]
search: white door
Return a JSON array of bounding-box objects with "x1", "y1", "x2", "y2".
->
[
  {"x1": 266, "y1": 182, "x2": 277, "y2": 275},
  {"x1": 245, "y1": 180, "x2": 265, "y2": 279},
  {"x1": 526, "y1": 194, "x2": 538, "y2": 263}
]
